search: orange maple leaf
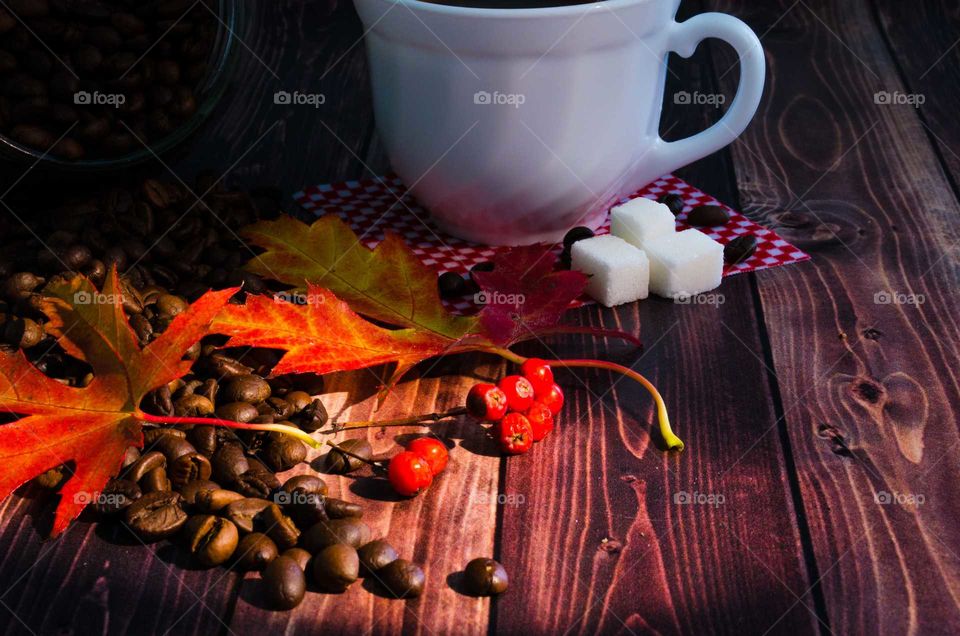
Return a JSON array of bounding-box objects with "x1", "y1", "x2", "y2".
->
[{"x1": 0, "y1": 270, "x2": 236, "y2": 536}]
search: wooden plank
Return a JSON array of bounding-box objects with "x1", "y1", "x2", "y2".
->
[
  {"x1": 872, "y1": 0, "x2": 960, "y2": 186},
  {"x1": 227, "y1": 357, "x2": 501, "y2": 635},
  {"x1": 0, "y1": 490, "x2": 238, "y2": 635},
  {"x1": 495, "y1": 3, "x2": 819, "y2": 631},
  {"x1": 225, "y1": 6, "x2": 500, "y2": 634},
  {"x1": 0, "y1": 3, "x2": 381, "y2": 636},
  {"x1": 707, "y1": 0, "x2": 960, "y2": 632}
]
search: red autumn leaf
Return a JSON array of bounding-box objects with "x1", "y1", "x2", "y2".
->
[
  {"x1": 211, "y1": 284, "x2": 457, "y2": 384},
  {"x1": 471, "y1": 245, "x2": 591, "y2": 346},
  {"x1": 0, "y1": 270, "x2": 237, "y2": 536}
]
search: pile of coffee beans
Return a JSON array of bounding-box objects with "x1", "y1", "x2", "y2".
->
[
  {"x1": 1, "y1": 174, "x2": 428, "y2": 610},
  {"x1": 0, "y1": 0, "x2": 219, "y2": 159},
  {"x1": 99, "y1": 431, "x2": 425, "y2": 609}
]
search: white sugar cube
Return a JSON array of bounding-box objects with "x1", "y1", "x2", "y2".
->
[
  {"x1": 570, "y1": 235, "x2": 649, "y2": 307},
  {"x1": 646, "y1": 229, "x2": 724, "y2": 298},
  {"x1": 610, "y1": 197, "x2": 676, "y2": 249}
]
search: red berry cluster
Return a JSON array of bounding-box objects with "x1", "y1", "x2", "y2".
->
[
  {"x1": 466, "y1": 359, "x2": 564, "y2": 455},
  {"x1": 387, "y1": 437, "x2": 449, "y2": 497}
]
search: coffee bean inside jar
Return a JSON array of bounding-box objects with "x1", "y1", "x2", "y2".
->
[{"x1": 0, "y1": 0, "x2": 223, "y2": 160}]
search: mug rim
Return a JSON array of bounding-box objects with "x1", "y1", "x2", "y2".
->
[{"x1": 378, "y1": 0, "x2": 657, "y2": 19}]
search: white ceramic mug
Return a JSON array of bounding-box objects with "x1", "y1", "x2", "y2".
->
[{"x1": 352, "y1": 0, "x2": 765, "y2": 245}]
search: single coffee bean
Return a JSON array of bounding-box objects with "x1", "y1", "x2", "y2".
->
[
  {"x1": 169, "y1": 452, "x2": 212, "y2": 488},
  {"x1": 183, "y1": 514, "x2": 239, "y2": 567},
  {"x1": 284, "y1": 391, "x2": 313, "y2": 414},
  {"x1": 195, "y1": 488, "x2": 244, "y2": 513},
  {"x1": 4, "y1": 272, "x2": 44, "y2": 299},
  {"x1": 174, "y1": 394, "x2": 214, "y2": 417},
  {"x1": 323, "y1": 497, "x2": 363, "y2": 520},
  {"x1": 658, "y1": 193, "x2": 686, "y2": 216},
  {"x1": 198, "y1": 352, "x2": 253, "y2": 377},
  {"x1": 211, "y1": 442, "x2": 249, "y2": 483},
  {"x1": 215, "y1": 401, "x2": 259, "y2": 423},
  {"x1": 263, "y1": 433, "x2": 306, "y2": 472},
  {"x1": 686, "y1": 205, "x2": 731, "y2": 227},
  {"x1": 224, "y1": 497, "x2": 273, "y2": 534},
  {"x1": 376, "y1": 559, "x2": 425, "y2": 599},
  {"x1": 263, "y1": 555, "x2": 306, "y2": 610},
  {"x1": 281, "y1": 475, "x2": 328, "y2": 497},
  {"x1": 124, "y1": 491, "x2": 187, "y2": 541},
  {"x1": 357, "y1": 539, "x2": 399, "y2": 576},
  {"x1": 1, "y1": 316, "x2": 43, "y2": 348},
  {"x1": 324, "y1": 438, "x2": 373, "y2": 474},
  {"x1": 187, "y1": 425, "x2": 218, "y2": 456},
  {"x1": 281, "y1": 547, "x2": 312, "y2": 572},
  {"x1": 297, "y1": 398, "x2": 328, "y2": 433},
  {"x1": 94, "y1": 479, "x2": 141, "y2": 515},
  {"x1": 286, "y1": 493, "x2": 327, "y2": 528},
  {"x1": 261, "y1": 396, "x2": 294, "y2": 420},
  {"x1": 562, "y1": 226, "x2": 594, "y2": 249},
  {"x1": 59, "y1": 244, "x2": 92, "y2": 270},
  {"x1": 235, "y1": 532, "x2": 278, "y2": 571},
  {"x1": 301, "y1": 519, "x2": 371, "y2": 552},
  {"x1": 151, "y1": 433, "x2": 195, "y2": 460},
  {"x1": 232, "y1": 470, "x2": 275, "y2": 499},
  {"x1": 437, "y1": 271, "x2": 466, "y2": 299},
  {"x1": 258, "y1": 504, "x2": 300, "y2": 550},
  {"x1": 312, "y1": 543, "x2": 359, "y2": 593},
  {"x1": 723, "y1": 234, "x2": 758, "y2": 264},
  {"x1": 245, "y1": 461, "x2": 281, "y2": 489},
  {"x1": 140, "y1": 466, "x2": 171, "y2": 493},
  {"x1": 220, "y1": 374, "x2": 271, "y2": 404},
  {"x1": 155, "y1": 293, "x2": 187, "y2": 317},
  {"x1": 463, "y1": 557, "x2": 509, "y2": 596},
  {"x1": 177, "y1": 479, "x2": 219, "y2": 507}
]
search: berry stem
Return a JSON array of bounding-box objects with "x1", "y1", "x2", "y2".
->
[
  {"x1": 325, "y1": 406, "x2": 468, "y2": 432},
  {"x1": 487, "y1": 348, "x2": 683, "y2": 452},
  {"x1": 136, "y1": 411, "x2": 322, "y2": 449}
]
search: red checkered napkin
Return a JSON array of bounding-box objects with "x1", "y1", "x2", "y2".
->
[{"x1": 294, "y1": 174, "x2": 809, "y2": 311}]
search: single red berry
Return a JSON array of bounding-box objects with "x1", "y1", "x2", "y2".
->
[
  {"x1": 521, "y1": 358, "x2": 554, "y2": 395},
  {"x1": 466, "y1": 383, "x2": 509, "y2": 421},
  {"x1": 387, "y1": 451, "x2": 433, "y2": 496},
  {"x1": 408, "y1": 437, "x2": 449, "y2": 474},
  {"x1": 538, "y1": 383, "x2": 564, "y2": 416},
  {"x1": 497, "y1": 413, "x2": 533, "y2": 454},
  {"x1": 498, "y1": 375, "x2": 535, "y2": 412},
  {"x1": 525, "y1": 402, "x2": 554, "y2": 441}
]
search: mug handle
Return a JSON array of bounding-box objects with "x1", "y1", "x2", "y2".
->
[{"x1": 645, "y1": 13, "x2": 765, "y2": 177}]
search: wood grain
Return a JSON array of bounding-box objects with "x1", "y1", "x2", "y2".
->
[
  {"x1": 707, "y1": 0, "x2": 960, "y2": 632},
  {"x1": 872, "y1": 0, "x2": 960, "y2": 187},
  {"x1": 495, "y1": 4, "x2": 817, "y2": 631}
]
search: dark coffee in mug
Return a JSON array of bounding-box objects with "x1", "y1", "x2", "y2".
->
[{"x1": 421, "y1": 0, "x2": 603, "y2": 7}]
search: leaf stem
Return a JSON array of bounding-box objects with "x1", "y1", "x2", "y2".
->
[
  {"x1": 322, "y1": 406, "x2": 468, "y2": 433},
  {"x1": 487, "y1": 347, "x2": 683, "y2": 452},
  {"x1": 136, "y1": 411, "x2": 322, "y2": 449}
]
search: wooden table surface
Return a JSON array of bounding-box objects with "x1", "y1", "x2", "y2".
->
[{"x1": 2, "y1": 0, "x2": 959, "y2": 634}]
